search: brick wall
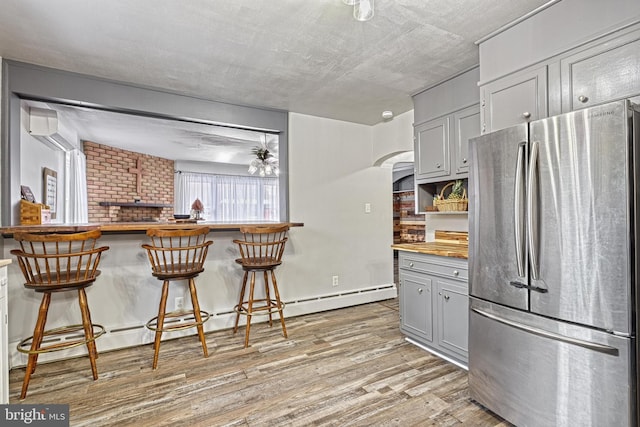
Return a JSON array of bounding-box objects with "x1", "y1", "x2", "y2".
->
[
  {"x1": 84, "y1": 141, "x2": 174, "y2": 222},
  {"x1": 393, "y1": 191, "x2": 425, "y2": 243}
]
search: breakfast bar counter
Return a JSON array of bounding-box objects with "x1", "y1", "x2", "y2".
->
[
  {"x1": 0, "y1": 221, "x2": 304, "y2": 237},
  {"x1": 0, "y1": 220, "x2": 310, "y2": 370}
]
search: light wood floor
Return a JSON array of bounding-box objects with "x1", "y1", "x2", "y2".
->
[{"x1": 9, "y1": 299, "x2": 508, "y2": 426}]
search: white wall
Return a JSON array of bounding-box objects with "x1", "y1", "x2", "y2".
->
[
  {"x1": 288, "y1": 113, "x2": 394, "y2": 294},
  {"x1": 19, "y1": 104, "x2": 65, "y2": 223},
  {"x1": 372, "y1": 110, "x2": 414, "y2": 165}
]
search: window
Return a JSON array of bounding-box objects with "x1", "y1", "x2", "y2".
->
[{"x1": 175, "y1": 172, "x2": 279, "y2": 221}]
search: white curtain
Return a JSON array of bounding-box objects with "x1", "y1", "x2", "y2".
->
[
  {"x1": 65, "y1": 149, "x2": 89, "y2": 223},
  {"x1": 175, "y1": 172, "x2": 279, "y2": 221}
]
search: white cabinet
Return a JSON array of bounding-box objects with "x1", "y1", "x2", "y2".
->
[
  {"x1": 561, "y1": 27, "x2": 640, "y2": 112},
  {"x1": 398, "y1": 251, "x2": 468, "y2": 367},
  {"x1": 0, "y1": 265, "x2": 8, "y2": 404},
  {"x1": 480, "y1": 66, "x2": 548, "y2": 133}
]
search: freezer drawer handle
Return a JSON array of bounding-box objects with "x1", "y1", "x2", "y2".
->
[
  {"x1": 509, "y1": 281, "x2": 547, "y2": 293},
  {"x1": 471, "y1": 307, "x2": 619, "y2": 356}
]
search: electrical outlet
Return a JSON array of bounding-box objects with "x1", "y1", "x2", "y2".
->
[
  {"x1": 175, "y1": 296, "x2": 184, "y2": 311},
  {"x1": 332, "y1": 275, "x2": 339, "y2": 287},
  {"x1": 364, "y1": 203, "x2": 371, "y2": 213}
]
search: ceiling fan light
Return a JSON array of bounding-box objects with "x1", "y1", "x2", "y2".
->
[{"x1": 354, "y1": 0, "x2": 374, "y2": 21}]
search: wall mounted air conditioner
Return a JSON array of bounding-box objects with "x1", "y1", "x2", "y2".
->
[{"x1": 28, "y1": 107, "x2": 75, "y2": 151}]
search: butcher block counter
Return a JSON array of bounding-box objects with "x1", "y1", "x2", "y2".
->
[{"x1": 392, "y1": 231, "x2": 468, "y2": 259}]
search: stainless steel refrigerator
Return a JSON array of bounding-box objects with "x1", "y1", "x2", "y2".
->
[{"x1": 468, "y1": 99, "x2": 638, "y2": 427}]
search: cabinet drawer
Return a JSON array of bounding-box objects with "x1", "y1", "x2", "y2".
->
[{"x1": 399, "y1": 252, "x2": 468, "y2": 281}]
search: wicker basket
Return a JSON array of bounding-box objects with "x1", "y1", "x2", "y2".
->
[{"x1": 434, "y1": 181, "x2": 468, "y2": 212}]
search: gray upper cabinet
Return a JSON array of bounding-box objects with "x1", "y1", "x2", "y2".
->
[
  {"x1": 412, "y1": 67, "x2": 479, "y2": 185},
  {"x1": 453, "y1": 104, "x2": 480, "y2": 175},
  {"x1": 480, "y1": 66, "x2": 548, "y2": 133},
  {"x1": 561, "y1": 27, "x2": 640, "y2": 112},
  {"x1": 414, "y1": 116, "x2": 450, "y2": 182}
]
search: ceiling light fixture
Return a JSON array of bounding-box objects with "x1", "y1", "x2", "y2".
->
[
  {"x1": 343, "y1": 0, "x2": 374, "y2": 22},
  {"x1": 248, "y1": 134, "x2": 279, "y2": 177},
  {"x1": 354, "y1": 0, "x2": 374, "y2": 21}
]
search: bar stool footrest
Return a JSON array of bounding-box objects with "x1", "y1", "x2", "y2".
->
[
  {"x1": 234, "y1": 299, "x2": 286, "y2": 316},
  {"x1": 146, "y1": 310, "x2": 211, "y2": 332},
  {"x1": 17, "y1": 324, "x2": 106, "y2": 355}
]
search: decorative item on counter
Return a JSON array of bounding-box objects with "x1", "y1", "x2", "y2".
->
[
  {"x1": 434, "y1": 180, "x2": 468, "y2": 212},
  {"x1": 191, "y1": 198, "x2": 204, "y2": 220}
]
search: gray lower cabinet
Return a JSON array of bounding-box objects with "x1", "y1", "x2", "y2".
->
[{"x1": 398, "y1": 250, "x2": 468, "y2": 367}]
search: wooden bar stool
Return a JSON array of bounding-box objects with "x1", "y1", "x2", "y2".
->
[
  {"x1": 233, "y1": 225, "x2": 289, "y2": 348},
  {"x1": 142, "y1": 227, "x2": 213, "y2": 369},
  {"x1": 11, "y1": 229, "x2": 109, "y2": 400}
]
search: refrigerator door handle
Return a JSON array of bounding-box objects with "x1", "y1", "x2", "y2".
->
[
  {"x1": 527, "y1": 141, "x2": 540, "y2": 280},
  {"x1": 514, "y1": 142, "x2": 526, "y2": 277},
  {"x1": 471, "y1": 307, "x2": 619, "y2": 355}
]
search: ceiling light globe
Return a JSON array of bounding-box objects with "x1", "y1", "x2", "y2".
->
[{"x1": 354, "y1": 0, "x2": 374, "y2": 21}]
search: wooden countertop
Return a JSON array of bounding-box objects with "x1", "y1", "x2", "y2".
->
[
  {"x1": 391, "y1": 242, "x2": 468, "y2": 259},
  {"x1": 0, "y1": 221, "x2": 304, "y2": 237},
  {"x1": 392, "y1": 230, "x2": 468, "y2": 259},
  {"x1": 393, "y1": 228, "x2": 470, "y2": 260}
]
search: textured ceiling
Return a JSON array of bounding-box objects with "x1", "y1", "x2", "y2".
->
[{"x1": 1, "y1": 0, "x2": 550, "y2": 125}]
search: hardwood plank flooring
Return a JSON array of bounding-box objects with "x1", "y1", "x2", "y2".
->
[{"x1": 9, "y1": 299, "x2": 509, "y2": 426}]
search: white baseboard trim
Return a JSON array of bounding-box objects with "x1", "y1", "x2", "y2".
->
[{"x1": 10, "y1": 285, "x2": 397, "y2": 368}]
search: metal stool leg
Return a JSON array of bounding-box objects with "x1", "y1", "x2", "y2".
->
[
  {"x1": 20, "y1": 292, "x2": 51, "y2": 400},
  {"x1": 152, "y1": 280, "x2": 170, "y2": 370}
]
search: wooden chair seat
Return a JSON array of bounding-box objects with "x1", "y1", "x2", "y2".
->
[
  {"x1": 23, "y1": 270, "x2": 102, "y2": 291},
  {"x1": 233, "y1": 225, "x2": 289, "y2": 348},
  {"x1": 142, "y1": 226, "x2": 213, "y2": 369},
  {"x1": 10, "y1": 229, "x2": 109, "y2": 400}
]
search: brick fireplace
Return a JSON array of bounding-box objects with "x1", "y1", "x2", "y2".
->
[{"x1": 84, "y1": 141, "x2": 174, "y2": 222}]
